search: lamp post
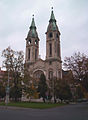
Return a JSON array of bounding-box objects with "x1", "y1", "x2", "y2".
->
[
  {"x1": 53, "y1": 77, "x2": 57, "y2": 103},
  {"x1": 5, "y1": 68, "x2": 10, "y2": 105}
]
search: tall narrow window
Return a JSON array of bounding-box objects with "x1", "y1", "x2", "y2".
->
[
  {"x1": 56, "y1": 33, "x2": 59, "y2": 38},
  {"x1": 58, "y1": 71, "x2": 61, "y2": 78},
  {"x1": 55, "y1": 41, "x2": 56, "y2": 53},
  {"x1": 35, "y1": 49, "x2": 37, "y2": 60},
  {"x1": 49, "y1": 43, "x2": 52, "y2": 57},
  {"x1": 35, "y1": 40, "x2": 38, "y2": 45},
  {"x1": 57, "y1": 44, "x2": 60, "y2": 57},
  {"x1": 48, "y1": 71, "x2": 53, "y2": 79},
  {"x1": 28, "y1": 48, "x2": 30, "y2": 60}
]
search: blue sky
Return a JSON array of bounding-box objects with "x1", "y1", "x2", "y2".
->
[{"x1": 0, "y1": 0, "x2": 88, "y2": 68}]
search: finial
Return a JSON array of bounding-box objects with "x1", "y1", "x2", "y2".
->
[
  {"x1": 32, "y1": 14, "x2": 34, "y2": 18},
  {"x1": 51, "y1": 7, "x2": 53, "y2": 10}
]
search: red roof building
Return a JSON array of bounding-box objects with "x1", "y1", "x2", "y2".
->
[{"x1": 0, "y1": 67, "x2": 6, "y2": 81}]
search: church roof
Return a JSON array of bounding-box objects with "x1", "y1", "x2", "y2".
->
[
  {"x1": 47, "y1": 8, "x2": 59, "y2": 32},
  {"x1": 26, "y1": 15, "x2": 38, "y2": 39}
]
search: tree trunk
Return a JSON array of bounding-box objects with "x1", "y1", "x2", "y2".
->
[{"x1": 43, "y1": 97, "x2": 45, "y2": 103}]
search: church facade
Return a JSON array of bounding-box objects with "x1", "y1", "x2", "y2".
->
[{"x1": 25, "y1": 9, "x2": 62, "y2": 81}]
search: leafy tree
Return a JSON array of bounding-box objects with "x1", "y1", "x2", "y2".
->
[
  {"x1": 10, "y1": 72, "x2": 22, "y2": 101},
  {"x1": 38, "y1": 74, "x2": 47, "y2": 103},
  {"x1": 49, "y1": 77, "x2": 72, "y2": 102},
  {"x1": 49, "y1": 77, "x2": 57, "y2": 103},
  {"x1": 81, "y1": 73, "x2": 88, "y2": 92},
  {"x1": 22, "y1": 68, "x2": 38, "y2": 101},
  {"x1": 0, "y1": 82, "x2": 5, "y2": 99},
  {"x1": 75, "y1": 85, "x2": 84, "y2": 99},
  {"x1": 10, "y1": 86, "x2": 22, "y2": 101},
  {"x1": 56, "y1": 79, "x2": 72, "y2": 101},
  {"x1": 2, "y1": 46, "x2": 24, "y2": 101}
]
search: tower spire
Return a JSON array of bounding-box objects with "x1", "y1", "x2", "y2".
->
[
  {"x1": 26, "y1": 15, "x2": 38, "y2": 38},
  {"x1": 30, "y1": 14, "x2": 36, "y2": 28},
  {"x1": 50, "y1": 7, "x2": 55, "y2": 21},
  {"x1": 46, "y1": 7, "x2": 58, "y2": 32}
]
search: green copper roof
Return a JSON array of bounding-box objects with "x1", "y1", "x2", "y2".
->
[
  {"x1": 31, "y1": 17, "x2": 35, "y2": 28},
  {"x1": 47, "y1": 9, "x2": 58, "y2": 32},
  {"x1": 52, "y1": 21, "x2": 57, "y2": 30},
  {"x1": 31, "y1": 28, "x2": 37, "y2": 37},
  {"x1": 26, "y1": 15, "x2": 39, "y2": 39},
  {"x1": 28, "y1": 16, "x2": 38, "y2": 38},
  {"x1": 50, "y1": 10, "x2": 55, "y2": 21}
]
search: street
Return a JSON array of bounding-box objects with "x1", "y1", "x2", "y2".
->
[{"x1": 0, "y1": 102, "x2": 88, "y2": 120}]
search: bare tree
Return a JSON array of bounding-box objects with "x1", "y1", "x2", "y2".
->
[
  {"x1": 64, "y1": 52, "x2": 88, "y2": 92},
  {"x1": 64, "y1": 52, "x2": 88, "y2": 82}
]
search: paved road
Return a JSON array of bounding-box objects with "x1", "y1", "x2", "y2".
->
[{"x1": 0, "y1": 102, "x2": 88, "y2": 120}]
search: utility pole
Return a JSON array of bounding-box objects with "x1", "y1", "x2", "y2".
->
[{"x1": 5, "y1": 68, "x2": 10, "y2": 105}]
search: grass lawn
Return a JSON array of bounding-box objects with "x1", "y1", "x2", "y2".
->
[{"x1": 0, "y1": 102, "x2": 65, "y2": 109}]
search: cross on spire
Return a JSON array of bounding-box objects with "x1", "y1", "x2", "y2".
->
[
  {"x1": 51, "y1": 7, "x2": 53, "y2": 10},
  {"x1": 32, "y1": 14, "x2": 34, "y2": 18}
]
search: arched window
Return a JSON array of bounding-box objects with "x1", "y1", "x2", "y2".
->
[
  {"x1": 57, "y1": 44, "x2": 60, "y2": 57},
  {"x1": 49, "y1": 32, "x2": 53, "y2": 38},
  {"x1": 35, "y1": 40, "x2": 38, "y2": 45},
  {"x1": 49, "y1": 43, "x2": 52, "y2": 57},
  {"x1": 33, "y1": 70, "x2": 44, "y2": 79},
  {"x1": 35, "y1": 49, "x2": 37, "y2": 60},
  {"x1": 58, "y1": 71, "x2": 61, "y2": 78}
]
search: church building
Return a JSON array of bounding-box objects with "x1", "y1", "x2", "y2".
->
[{"x1": 25, "y1": 9, "x2": 62, "y2": 81}]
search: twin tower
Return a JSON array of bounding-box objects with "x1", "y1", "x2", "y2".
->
[{"x1": 25, "y1": 9, "x2": 62, "y2": 80}]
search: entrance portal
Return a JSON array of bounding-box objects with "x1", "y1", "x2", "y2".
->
[{"x1": 33, "y1": 70, "x2": 44, "y2": 79}]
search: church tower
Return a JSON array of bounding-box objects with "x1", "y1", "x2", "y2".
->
[
  {"x1": 25, "y1": 16, "x2": 39, "y2": 64},
  {"x1": 46, "y1": 8, "x2": 61, "y2": 61},
  {"x1": 46, "y1": 8, "x2": 62, "y2": 79}
]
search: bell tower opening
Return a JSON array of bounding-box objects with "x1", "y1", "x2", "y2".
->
[{"x1": 49, "y1": 32, "x2": 53, "y2": 38}]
